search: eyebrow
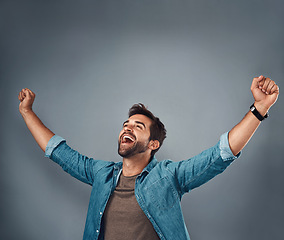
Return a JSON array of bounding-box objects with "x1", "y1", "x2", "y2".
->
[{"x1": 123, "y1": 120, "x2": 146, "y2": 129}]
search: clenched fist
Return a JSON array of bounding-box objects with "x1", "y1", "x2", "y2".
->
[
  {"x1": 251, "y1": 75, "x2": 279, "y2": 111},
  {"x1": 18, "y1": 88, "x2": 36, "y2": 113}
]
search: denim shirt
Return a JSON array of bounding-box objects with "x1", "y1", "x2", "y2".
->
[{"x1": 45, "y1": 132, "x2": 240, "y2": 240}]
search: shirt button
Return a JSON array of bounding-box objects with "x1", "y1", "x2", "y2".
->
[
  {"x1": 100, "y1": 212, "x2": 103, "y2": 215},
  {"x1": 96, "y1": 230, "x2": 99, "y2": 233}
]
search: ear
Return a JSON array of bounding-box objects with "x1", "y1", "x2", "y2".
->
[{"x1": 148, "y1": 140, "x2": 160, "y2": 151}]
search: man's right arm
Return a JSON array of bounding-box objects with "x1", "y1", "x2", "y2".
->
[
  {"x1": 18, "y1": 88, "x2": 55, "y2": 152},
  {"x1": 18, "y1": 88, "x2": 110, "y2": 185}
]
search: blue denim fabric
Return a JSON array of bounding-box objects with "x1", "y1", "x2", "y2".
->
[{"x1": 45, "y1": 132, "x2": 240, "y2": 240}]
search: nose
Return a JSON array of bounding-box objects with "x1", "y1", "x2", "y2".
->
[{"x1": 124, "y1": 124, "x2": 133, "y2": 132}]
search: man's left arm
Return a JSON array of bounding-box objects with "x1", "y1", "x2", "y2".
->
[{"x1": 228, "y1": 75, "x2": 279, "y2": 156}]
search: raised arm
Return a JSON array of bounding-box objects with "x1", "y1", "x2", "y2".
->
[
  {"x1": 18, "y1": 88, "x2": 55, "y2": 152},
  {"x1": 228, "y1": 75, "x2": 279, "y2": 156}
]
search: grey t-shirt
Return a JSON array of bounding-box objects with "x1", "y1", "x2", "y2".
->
[{"x1": 102, "y1": 173, "x2": 160, "y2": 240}]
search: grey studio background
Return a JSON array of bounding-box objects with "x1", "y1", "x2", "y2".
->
[{"x1": 1, "y1": 0, "x2": 284, "y2": 240}]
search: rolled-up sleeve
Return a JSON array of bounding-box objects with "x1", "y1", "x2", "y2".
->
[
  {"x1": 45, "y1": 135, "x2": 66, "y2": 158},
  {"x1": 219, "y1": 132, "x2": 241, "y2": 161}
]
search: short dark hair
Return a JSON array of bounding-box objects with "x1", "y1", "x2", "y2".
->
[{"x1": 128, "y1": 103, "x2": 167, "y2": 156}]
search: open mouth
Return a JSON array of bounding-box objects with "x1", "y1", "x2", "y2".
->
[{"x1": 121, "y1": 134, "x2": 135, "y2": 144}]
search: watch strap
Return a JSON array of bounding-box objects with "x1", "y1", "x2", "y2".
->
[{"x1": 250, "y1": 104, "x2": 269, "y2": 121}]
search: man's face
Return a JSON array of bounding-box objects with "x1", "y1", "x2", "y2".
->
[{"x1": 118, "y1": 114, "x2": 152, "y2": 158}]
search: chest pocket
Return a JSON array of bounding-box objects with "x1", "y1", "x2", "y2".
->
[{"x1": 144, "y1": 176, "x2": 179, "y2": 211}]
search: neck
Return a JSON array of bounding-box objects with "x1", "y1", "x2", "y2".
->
[{"x1": 122, "y1": 153, "x2": 152, "y2": 177}]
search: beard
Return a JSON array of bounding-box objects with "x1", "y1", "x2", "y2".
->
[{"x1": 118, "y1": 139, "x2": 149, "y2": 158}]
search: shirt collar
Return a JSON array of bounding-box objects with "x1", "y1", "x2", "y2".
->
[
  {"x1": 142, "y1": 155, "x2": 158, "y2": 173},
  {"x1": 114, "y1": 156, "x2": 158, "y2": 173},
  {"x1": 114, "y1": 161, "x2": 123, "y2": 170}
]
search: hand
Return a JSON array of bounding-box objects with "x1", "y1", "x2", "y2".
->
[
  {"x1": 251, "y1": 75, "x2": 279, "y2": 112},
  {"x1": 18, "y1": 88, "x2": 36, "y2": 113}
]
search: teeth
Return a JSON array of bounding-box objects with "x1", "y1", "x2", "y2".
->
[{"x1": 123, "y1": 135, "x2": 134, "y2": 142}]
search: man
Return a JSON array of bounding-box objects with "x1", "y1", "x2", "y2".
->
[{"x1": 18, "y1": 76, "x2": 279, "y2": 239}]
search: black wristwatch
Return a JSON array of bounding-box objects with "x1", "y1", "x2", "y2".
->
[{"x1": 250, "y1": 104, "x2": 269, "y2": 121}]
